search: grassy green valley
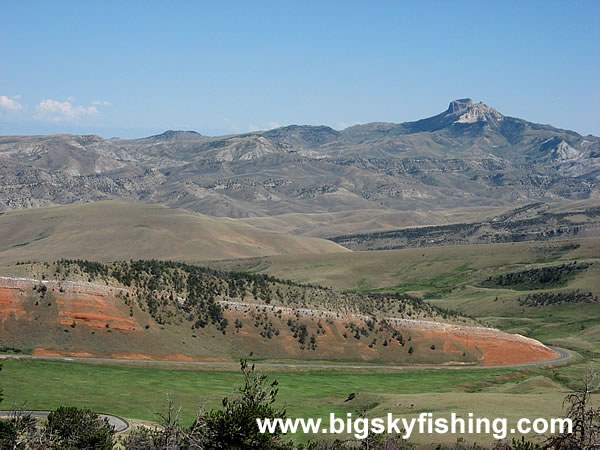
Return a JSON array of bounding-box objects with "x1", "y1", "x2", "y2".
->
[{"x1": 1, "y1": 234, "x2": 599, "y2": 446}]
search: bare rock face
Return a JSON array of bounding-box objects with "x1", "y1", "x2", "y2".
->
[
  {"x1": 455, "y1": 103, "x2": 503, "y2": 124},
  {"x1": 553, "y1": 139, "x2": 582, "y2": 161},
  {"x1": 210, "y1": 135, "x2": 292, "y2": 162},
  {"x1": 444, "y1": 98, "x2": 504, "y2": 125},
  {"x1": 447, "y1": 98, "x2": 474, "y2": 113}
]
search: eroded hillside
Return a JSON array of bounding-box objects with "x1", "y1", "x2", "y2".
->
[
  {"x1": 0, "y1": 260, "x2": 558, "y2": 366},
  {"x1": 1, "y1": 99, "x2": 598, "y2": 219}
]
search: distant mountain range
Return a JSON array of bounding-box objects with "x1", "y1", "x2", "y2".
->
[{"x1": 1, "y1": 98, "x2": 598, "y2": 218}]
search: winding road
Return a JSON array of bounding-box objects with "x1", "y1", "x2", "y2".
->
[
  {"x1": 0, "y1": 410, "x2": 129, "y2": 432},
  {"x1": 0, "y1": 346, "x2": 571, "y2": 370}
]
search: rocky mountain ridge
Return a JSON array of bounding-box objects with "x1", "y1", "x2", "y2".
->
[{"x1": 1, "y1": 99, "x2": 598, "y2": 218}]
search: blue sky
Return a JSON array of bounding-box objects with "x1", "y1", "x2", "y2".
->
[{"x1": 1, "y1": 0, "x2": 599, "y2": 138}]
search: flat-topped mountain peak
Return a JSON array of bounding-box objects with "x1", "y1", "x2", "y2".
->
[
  {"x1": 445, "y1": 98, "x2": 503, "y2": 124},
  {"x1": 447, "y1": 98, "x2": 474, "y2": 113}
]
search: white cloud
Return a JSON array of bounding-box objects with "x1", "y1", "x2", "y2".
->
[
  {"x1": 0, "y1": 95, "x2": 23, "y2": 111},
  {"x1": 247, "y1": 121, "x2": 281, "y2": 132},
  {"x1": 91, "y1": 100, "x2": 112, "y2": 106},
  {"x1": 336, "y1": 121, "x2": 361, "y2": 130},
  {"x1": 35, "y1": 98, "x2": 98, "y2": 121}
]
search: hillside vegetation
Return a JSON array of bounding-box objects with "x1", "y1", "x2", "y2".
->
[
  {"x1": 329, "y1": 202, "x2": 600, "y2": 250},
  {"x1": 0, "y1": 259, "x2": 557, "y2": 366},
  {"x1": 214, "y1": 238, "x2": 600, "y2": 358},
  {"x1": 212, "y1": 237, "x2": 600, "y2": 292}
]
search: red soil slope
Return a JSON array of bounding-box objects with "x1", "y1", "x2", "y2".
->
[
  {"x1": 0, "y1": 277, "x2": 559, "y2": 366},
  {"x1": 57, "y1": 295, "x2": 136, "y2": 331},
  {"x1": 0, "y1": 287, "x2": 26, "y2": 321}
]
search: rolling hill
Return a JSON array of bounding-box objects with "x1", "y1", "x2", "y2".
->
[{"x1": 0, "y1": 201, "x2": 348, "y2": 265}]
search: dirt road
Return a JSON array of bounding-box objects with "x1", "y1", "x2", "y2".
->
[{"x1": 0, "y1": 346, "x2": 570, "y2": 370}]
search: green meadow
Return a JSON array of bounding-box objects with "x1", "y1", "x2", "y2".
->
[{"x1": 2, "y1": 357, "x2": 599, "y2": 445}]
